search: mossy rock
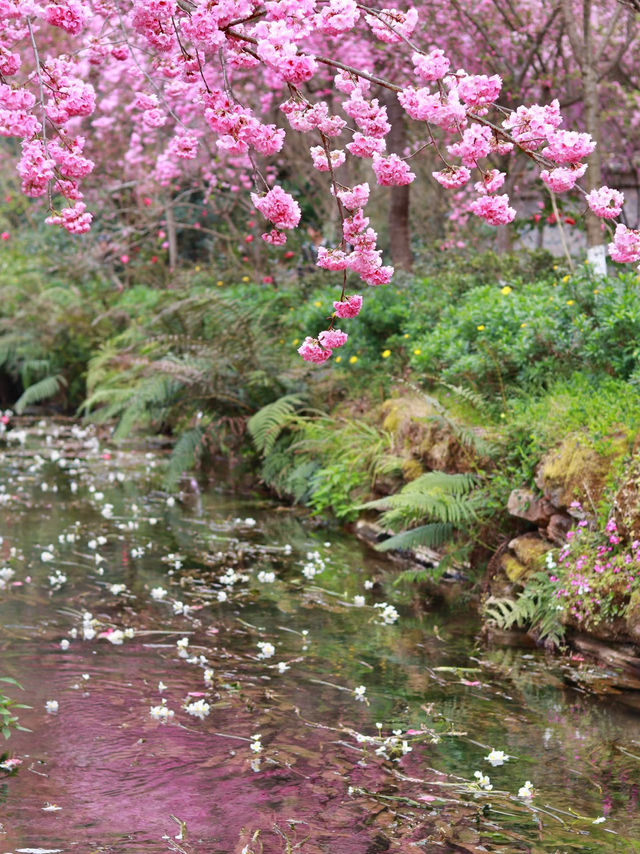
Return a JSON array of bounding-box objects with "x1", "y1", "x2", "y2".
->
[
  {"x1": 508, "y1": 534, "x2": 552, "y2": 570},
  {"x1": 535, "y1": 432, "x2": 629, "y2": 513},
  {"x1": 380, "y1": 395, "x2": 470, "y2": 475},
  {"x1": 498, "y1": 552, "x2": 529, "y2": 583},
  {"x1": 614, "y1": 456, "x2": 640, "y2": 540},
  {"x1": 401, "y1": 457, "x2": 424, "y2": 482},
  {"x1": 625, "y1": 588, "x2": 640, "y2": 643}
]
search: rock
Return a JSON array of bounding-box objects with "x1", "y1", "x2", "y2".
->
[
  {"x1": 498, "y1": 552, "x2": 528, "y2": 583},
  {"x1": 508, "y1": 533, "x2": 552, "y2": 567},
  {"x1": 507, "y1": 488, "x2": 554, "y2": 524},
  {"x1": 380, "y1": 395, "x2": 476, "y2": 475},
  {"x1": 535, "y1": 433, "x2": 629, "y2": 513},
  {"x1": 614, "y1": 456, "x2": 640, "y2": 540},
  {"x1": 625, "y1": 588, "x2": 640, "y2": 643},
  {"x1": 546, "y1": 512, "x2": 573, "y2": 545}
]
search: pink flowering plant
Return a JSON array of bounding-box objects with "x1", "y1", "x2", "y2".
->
[{"x1": 549, "y1": 510, "x2": 640, "y2": 630}]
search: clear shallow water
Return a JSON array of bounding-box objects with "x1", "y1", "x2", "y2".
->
[{"x1": 0, "y1": 420, "x2": 639, "y2": 853}]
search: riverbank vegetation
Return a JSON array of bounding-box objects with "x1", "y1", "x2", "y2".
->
[{"x1": 3, "y1": 225, "x2": 640, "y2": 649}]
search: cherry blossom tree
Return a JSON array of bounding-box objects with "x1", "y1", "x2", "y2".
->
[{"x1": 0, "y1": 0, "x2": 637, "y2": 363}]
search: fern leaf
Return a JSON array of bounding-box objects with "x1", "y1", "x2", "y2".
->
[
  {"x1": 14, "y1": 375, "x2": 66, "y2": 414},
  {"x1": 164, "y1": 427, "x2": 205, "y2": 489},
  {"x1": 248, "y1": 394, "x2": 304, "y2": 455},
  {"x1": 375, "y1": 522, "x2": 454, "y2": 552}
]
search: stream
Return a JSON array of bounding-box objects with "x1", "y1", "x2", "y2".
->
[{"x1": 0, "y1": 418, "x2": 639, "y2": 853}]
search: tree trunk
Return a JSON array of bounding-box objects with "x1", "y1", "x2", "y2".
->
[
  {"x1": 165, "y1": 198, "x2": 178, "y2": 273},
  {"x1": 583, "y1": 35, "x2": 606, "y2": 273},
  {"x1": 384, "y1": 93, "x2": 413, "y2": 272}
]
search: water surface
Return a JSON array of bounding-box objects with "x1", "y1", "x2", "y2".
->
[{"x1": 0, "y1": 419, "x2": 639, "y2": 853}]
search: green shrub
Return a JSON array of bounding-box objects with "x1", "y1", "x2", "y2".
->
[{"x1": 407, "y1": 268, "x2": 640, "y2": 395}]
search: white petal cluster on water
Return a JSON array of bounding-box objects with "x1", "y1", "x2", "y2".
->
[
  {"x1": 474, "y1": 771, "x2": 493, "y2": 791},
  {"x1": 185, "y1": 699, "x2": 210, "y2": 719},
  {"x1": 0, "y1": 567, "x2": 14, "y2": 589},
  {"x1": 485, "y1": 748, "x2": 509, "y2": 766},
  {"x1": 150, "y1": 702, "x2": 174, "y2": 723},
  {"x1": 517, "y1": 781, "x2": 535, "y2": 800},
  {"x1": 257, "y1": 641, "x2": 275, "y2": 659},
  {"x1": 374, "y1": 602, "x2": 399, "y2": 624},
  {"x1": 301, "y1": 550, "x2": 326, "y2": 580},
  {"x1": 48, "y1": 570, "x2": 67, "y2": 589}
]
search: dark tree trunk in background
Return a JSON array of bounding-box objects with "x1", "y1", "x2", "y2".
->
[{"x1": 384, "y1": 93, "x2": 413, "y2": 271}]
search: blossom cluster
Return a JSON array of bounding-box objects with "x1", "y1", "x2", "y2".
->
[{"x1": 0, "y1": 1, "x2": 631, "y2": 358}]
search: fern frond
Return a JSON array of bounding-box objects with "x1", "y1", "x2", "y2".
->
[
  {"x1": 375, "y1": 522, "x2": 454, "y2": 552},
  {"x1": 164, "y1": 427, "x2": 205, "y2": 489},
  {"x1": 14, "y1": 375, "x2": 66, "y2": 414},
  {"x1": 484, "y1": 572, "x2": 565, "y2": 646},
  {"x1": 248, "y1": 394, "x2": 305, "y2": 455},
  {"x1": 439, "y1": 382, "x2": 489, "y2": 412}
]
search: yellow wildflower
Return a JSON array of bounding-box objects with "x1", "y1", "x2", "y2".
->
[
  {"x1": 562, "y1": 275, "x2": 570, "y2": 283},
  {"x1": 335, "y1": 356, "x2": 342, "y2": 363},
  {"x1": 500, "y1": 286, "x2": 512, "y2": 295},
  {"x1": 242, "y1": 276, "x2": 250, "y2": 282},
  {"x1": 349, "y1": 355, "x2": 358, "y2": 364},
  {"x1": 216, "y1": 280, "x2": 223, "y2": 286},
  {"x1": 477, "y1": 325, "x2": 485, "y2": 331},
  {"x1": 566, "y1": 299, "x2": 575, "y2": 306},
  {"x1": 292, "y1": 338, "x2": 299, "y2": 347},
  {"x1": 314, "y1": 300, "x2": 322, "y2": 307},
  {"x1": 413, "y1": 348, "x2": 422, "y2": 356},
  {"x1": 381, "y1": 349, "x2": 391, "y2": 358}
]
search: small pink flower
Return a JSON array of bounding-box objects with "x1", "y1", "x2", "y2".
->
[{"x1": 333, "y1": 294, "x2": 363, "y2": 318}]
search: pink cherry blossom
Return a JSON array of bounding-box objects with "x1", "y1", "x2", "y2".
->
[
  {"x1": 251, "y1": 186, "x2": 301, "y2": 230},
  {"x1": 318, "y1": 328, "x2": 348, "y2": 348},
  {"x1": 473, "y1": 169, "x2": 506, "y2": 194},
  {"x1": 544, "y1": 130, "x2": 596, "y2": 164},
  {"x1": 587, "y1": 186, "x2": 624, "y2": 219},
  {"x1": 371, "y1": 153, "x2": 415, "y2": 186},
  {"x1": 309, "y1": 146, "x2": 346, "y2": 171},
  {"x1": 365, "y1": 7, "x2": 418, "y2": 43},
  {"x1": 540, "y1": 163, "x2": 587, "y2": 193},
  {"x1": 608, "y1": 223, "x2": 640, "y2": 263},
  {"x1": 335, "y1": 183, "x2": 370, "y2": 210},
  {"x1": 411, "y1": 49, "x2": 450, "y2": 82},
  {"x1": 469, "y1": 194, "x2": 516, "y2": 226},
  {"x1": 333, "y1": 294, "x2": 363, "y2": 317},
  {"x1": 457, "y1": 74, "x2": 502, "y2": 107},
  {"x1": 298, "y1": 337, "x2": 332, "y2": 363},
  {"x1": 317, "y1": 247, "x2": 348, "y2": 270},
  {"x1": 433, "y1": 167, "x2": 471, "y2": 189}
]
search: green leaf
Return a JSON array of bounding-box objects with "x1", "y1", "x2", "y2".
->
[{"x1": 14, "y1": 374, "x2": 67, "y2": 414}]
